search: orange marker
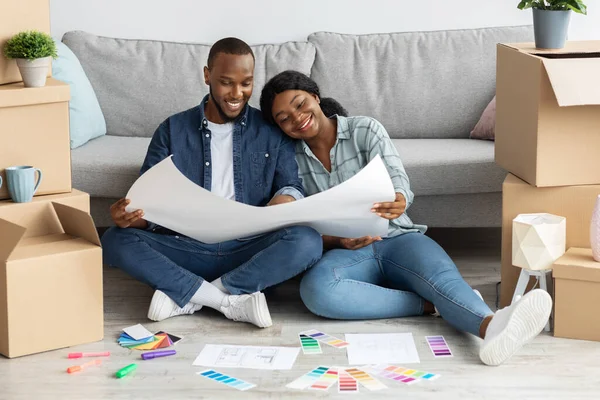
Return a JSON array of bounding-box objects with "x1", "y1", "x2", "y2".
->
[{"x1": 67, "y1": 359, "x2": 102, "y2": 373}]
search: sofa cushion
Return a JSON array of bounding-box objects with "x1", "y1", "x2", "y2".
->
[
  {"x1": 71, "y1": 135, "x2": 150, "y2": 198},
  {"x1": 73, "y1": 135, "x2": 504, "y2": 200},
  {"x1": 393, "y1": 138, "x2": 506, "y2": 196},
  {"x1": 308, "y1": 26, "x2": 533, "y2": 139},
  {"x1": 52, "y1": 40, "x2": 107, "y2": 149},
  {"x1": 62, "y1": 31, "x2": 316, "y2": 138}
]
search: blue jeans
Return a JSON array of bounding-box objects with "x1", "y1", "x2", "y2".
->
[
  {"x1": 102, "y1": 226, "x2": 323, "y2": 308},
  {"x1": 300, "y1": 232, "x2": 493, "y2": 337}
]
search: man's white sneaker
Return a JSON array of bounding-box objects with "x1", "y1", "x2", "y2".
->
[
  {"x1": 220, "y1": 292, "x2": 272, "y2": 328},
  {"x1": 479, "y1": 289, "x2": 552, "y2": 366},
  {"x1": 147, "y1": 290, "x2": 203, "y2": 322}
]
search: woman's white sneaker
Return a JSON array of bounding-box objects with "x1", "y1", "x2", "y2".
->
[{"x1": 479, "y1": 289, "x2": 552, "y2": 366}]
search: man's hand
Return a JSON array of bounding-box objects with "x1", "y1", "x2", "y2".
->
[
  {"x1": 323, "y1": 235, "x2": 382, "y2": 250},
  {"x1": 339, "y1": 236, "x2": 382, "y2": 250},
  {"x1": 372, "y1": 193, "x2": 406, "y2": 220},
  {"x1": 267, "y1": 194, "x2": 296, "y2": 206},
  {"x1": 110, "y1": 198, "x2": 147, "y2": 229}
]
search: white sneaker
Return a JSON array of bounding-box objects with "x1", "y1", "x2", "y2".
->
[
  {"x1": 433, "y1": 289, "x2": 484, "y2": 317},
  {"x1": 479, "y1": 289, "x2": 552, "y2": 366},
  {"x1": 220, "y1": 292, "x2": 272, "y2": 328},
  {"x1": 147, "y1": 290, "x2": 203, "y2": 322}
]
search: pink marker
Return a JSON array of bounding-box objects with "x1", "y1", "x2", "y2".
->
[{"x1": 68, "y1": 351, "x2": 110, "y2": 359}]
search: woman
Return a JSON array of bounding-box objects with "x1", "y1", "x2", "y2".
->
[{"x1": 260, "y1": 70, "x2": 552, "y2": 366}]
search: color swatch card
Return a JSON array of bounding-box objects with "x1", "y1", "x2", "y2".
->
[
  {"x1": 344, "y1": 367, "x2": 387, "y2": 391},
  {"x1": 117, "y1": 331, "x2": 174, "y2": 350},
  {"x1": 426, "y1": 336, "x2": 453, "y2": 357},
  {"x1": 123, "y1": 324, "x2": 153, "y2": 340},
  {"x1": 309, "y1": 368, "x2": 339, "y2": 390},
  {"x1": 198, "y1": 370, "x2": 256, "y2": 391},
  {"x1": 287, "y1": 366, "x2": 330, "y2": 389},
  {"x1": 300, "y1": 329, "x2": 349, "y2": 348},
  {"x1": 338, "y1": 371, "x2": 359, "y2": 393},
  {"x1": 368, "y1": 364, "x2": 440, "y2": 385},
  {"x1": 299, "y1": 334, "x2": 322, "y2": 355}
]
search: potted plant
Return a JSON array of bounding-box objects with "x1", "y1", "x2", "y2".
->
[
  {"x1": 3, "y1": 30, "x2": 57, "y2": 87},
  {"x1": 518, "y1": 0, "x2": 587, "y2": 49}
]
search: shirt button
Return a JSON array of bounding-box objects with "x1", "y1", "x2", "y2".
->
[
  {"x1": 265, "y1": 153, "x2": 269, "y2": 158},
  {"x1": 205, "y1": 162, "x2": 210, "y2": 166},
  {"x1": 175, "y1": 236, "x2": 180, "y2": 239},
  {"x1": 205, "y1": 134, "x2": 210, "y2": 138},
  {"x1": 241, "y1": 121, "x2": 246, "y2": 126}
]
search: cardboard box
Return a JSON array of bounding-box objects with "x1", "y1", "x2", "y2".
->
[
  {"x1": 0, "y1": 78, "x2": 71, "y2": 200},
  {"x1": 500, "y1": 174, "x2": 600, "y2": 307},
  {"x1": 553, "y1": 248, "x2": 600, "y2": 341},
  {"x1": 0, "y1": 0, "x2": 52, "y2": 85},
  {"x1": 0, "y1": 190, "x2": 103, "y2": 358},
  {"x1": 495, "y1": 41, "x2": 600, "y2": 187}
]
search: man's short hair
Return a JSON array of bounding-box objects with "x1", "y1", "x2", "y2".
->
[{"x1": 207, "y1": 37, "x2": 255, "y2": 69}]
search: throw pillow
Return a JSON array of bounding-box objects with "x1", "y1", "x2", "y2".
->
[
  {"x1": 52, "y1": 40, "x2": 106, "y2": 149},
  {"x1": 470, "y1": 96, "x2": 496, "y2": 140}
]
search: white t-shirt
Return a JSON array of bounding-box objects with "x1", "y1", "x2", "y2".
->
[{"x1": 206, "y1": 121, "x2": 235, "y2": 201}]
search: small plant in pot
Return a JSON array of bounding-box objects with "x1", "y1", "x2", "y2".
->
[
  {"x1": 518, "y1": 0, "x2": 587, "y2": 49},
  {"x1": 3, "y1": 30, "x2": 57, "y2": 87}
]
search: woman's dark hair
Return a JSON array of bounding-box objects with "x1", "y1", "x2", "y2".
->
[{"x1": 260, "y1": 70, "x2": 348, "y2": 124}]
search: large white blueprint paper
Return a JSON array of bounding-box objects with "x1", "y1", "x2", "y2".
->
[{"x1": 125, "y1": 154, "x2": 395, "y2": 244}]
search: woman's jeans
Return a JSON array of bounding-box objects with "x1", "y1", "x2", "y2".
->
[{"x1": 300, "y1": 232, "x2": 493, "y2": 337}]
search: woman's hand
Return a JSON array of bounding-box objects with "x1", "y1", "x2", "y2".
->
[{"x1": 372, "y1": 193, "x2": 406, "y2": 220}]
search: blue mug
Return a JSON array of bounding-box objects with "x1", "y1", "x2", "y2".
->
[{"x1": 6, "y1": 166, "x2": 43, "y2": 203}]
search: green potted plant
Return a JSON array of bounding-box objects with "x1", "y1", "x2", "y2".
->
[
  {"x1": 518, "y1": 0, "x2": 587, "y2": 49},
  {"x1": 3, "y1": 30, "x2": 57, "y2": 87}
]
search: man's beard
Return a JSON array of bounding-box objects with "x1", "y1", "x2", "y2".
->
[{"x1": 209, "y1": 86, "x2": 243, "y2": 123}]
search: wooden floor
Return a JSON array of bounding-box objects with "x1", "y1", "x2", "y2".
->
[{"x1": 2, "y1": 229, "x2": 600, "y2": 399}]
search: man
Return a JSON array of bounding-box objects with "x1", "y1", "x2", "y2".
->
[{"x1": 101, "y1": 38, "x2": 323, "y2": 328}]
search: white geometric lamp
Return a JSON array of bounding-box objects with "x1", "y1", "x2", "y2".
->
[{"x1": 512, "y1": 213, "x2": 566, "y2": 271}]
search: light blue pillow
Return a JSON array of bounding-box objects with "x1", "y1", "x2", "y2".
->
[{"x1": 52, "y1": 40, "x2": 106, "y2": 149}]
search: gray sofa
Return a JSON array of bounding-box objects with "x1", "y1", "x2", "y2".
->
[{"x1": 64, "y1": 25, "x2": 533, "y2": 228}]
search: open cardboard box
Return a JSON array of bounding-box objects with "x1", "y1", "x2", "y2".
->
[
  {"x1": 0, "y1": 191, "x2": 103, "y2": 358},
  {"x1": 0, "y1": 0, "x2": 51, "y2": 85},
  {"x1": 495, "y1": 41, "x2": 600, "y2": 187},
  {"x1": 0, "y1": 78, "x2": 71, "y2": 200}
]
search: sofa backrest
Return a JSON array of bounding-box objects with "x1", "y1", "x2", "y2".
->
[
  {"x1": 308, "y1": 26, "x2": 533, "y2": 139},
  {"x1": 62, "y1": 31, "x2": 316, "y2": 138}
]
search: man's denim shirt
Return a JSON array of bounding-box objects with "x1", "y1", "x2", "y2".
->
[{"x1": 140, "y1": 95, "x2": 304, "y2": 230}]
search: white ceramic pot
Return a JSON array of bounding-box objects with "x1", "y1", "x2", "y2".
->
[{"x1": 16, "y1": 57, "x2": 51, "y2": 87}]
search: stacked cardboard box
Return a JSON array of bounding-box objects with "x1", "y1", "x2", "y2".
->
[
  {"x1": 495, "y1": 41, "x2": 600, "y2": 339},
  {"x1": 0, "y1": 1, "x2": 104, "y2": 358}
]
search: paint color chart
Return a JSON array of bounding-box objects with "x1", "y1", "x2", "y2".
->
[
  {"x1": 198, "y1": 370, "x2": 256, "y2": 391},
  {"x1": 338, "y1": 371, "x2": 359, "y2": 393},
  {"x1": 286, "y1": 366, "x2": 329, "y2": 389},
  {"x1": 345, "y1": 367, "x2": 387, "y2": 391},
  {"x1": 368, "y1": 364, "x2": 441, "y2": 384},
  {"x1": 300, "y1": 329, "x2": 349, "y2": 348},
  {"x1": 309, "y1": 368, "x2": 339, "y2": 390},
  {"x1": 299, "y1": 334, "x2": 322, "y2": 354},
  {"x1": 426, "y1": 335, "x2": 453, "y2": 357}
]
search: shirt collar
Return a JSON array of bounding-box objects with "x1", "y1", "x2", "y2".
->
[{"x1": 198, "y1": 94, "x2": 249, "y2": 129}]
